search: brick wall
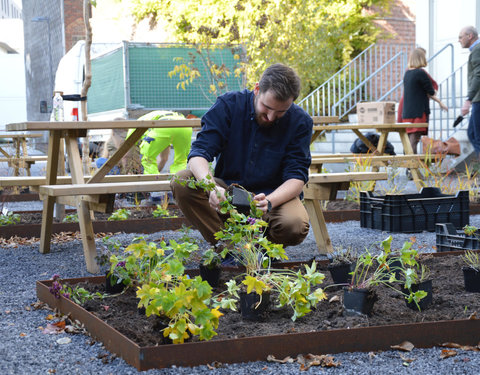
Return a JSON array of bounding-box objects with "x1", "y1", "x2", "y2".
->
[
  {"x1": 368, "y1": 0, "x2": 416, "y2": 101},
  {"x1": 64, "y1": 0, "x2": 85, "y2": 52}
]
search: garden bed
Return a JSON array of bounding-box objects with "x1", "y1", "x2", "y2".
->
[{"x1": 37, "y1": 253, "x2": 480, "y2": 370}]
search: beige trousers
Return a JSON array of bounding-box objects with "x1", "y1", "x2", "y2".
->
[{"x1": 170, "y1": 169, "x2": 310, "y2": 247}]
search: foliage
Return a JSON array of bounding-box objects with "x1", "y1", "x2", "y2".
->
[
  {"x1": 152, "y1": 195, "x2": 177, "y2": 218},
  {"x1": 97, "y1": 236, "x2": 125, "y2": 268},
  {"x1": 49, "y1": 274, "x2": 105, "y2": 305},
  {"x1": 461, "y1": 250, "x2": 480, "y2": 272},
  {"x1": 62, "y1": 213, "x2": 79, "y2": 223},
  {"x1": 108, "y1": 208, "x2": 131, "y2": 221},
  {"x1": 109, "y1": 238, "x2": 223, "y2": 343},
  {"x1": 0, "y1": 211, "x2": 20, "y2": 226},
  {"x1": 463, "y1": 225, "x2": 478, "y2": 237},
  {"x1": 129, "y1": 0, "x2": 394, "y2": 99},
  {"x1": 327, "y1": 246, "x2": 357, "y2": 266},
  {"x1": 348, "y1": 236, "x2": 429, "y2": 311},
  {"x1": 201, "y1": 248, "x2": 222, "y2": 268}
]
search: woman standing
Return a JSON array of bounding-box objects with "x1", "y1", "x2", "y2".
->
[{"x1": 398, "y1": 48, "x2": 448, "y2": 154}]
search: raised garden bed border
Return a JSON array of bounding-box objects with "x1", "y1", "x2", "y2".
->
[{"x1": 37, "y1": 255, "x2": 480, "y2": 371}]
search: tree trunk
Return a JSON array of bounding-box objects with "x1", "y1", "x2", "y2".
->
[{"x1": 81, "y1": 0, "x2": 93, "y2": 174}]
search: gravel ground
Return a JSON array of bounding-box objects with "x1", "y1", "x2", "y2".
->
[
  {"x1": 1, "y1": 211, "x2": 480, "y2": 374},
  {"x1": 1, "y1": 155, "x2": 479, "y2": 374}
]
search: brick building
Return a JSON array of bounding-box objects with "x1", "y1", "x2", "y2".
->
[{"x1": 22, "y1": 0, "x2": 85, "y2": 122}]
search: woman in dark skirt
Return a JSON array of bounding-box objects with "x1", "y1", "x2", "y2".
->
[{"x1": 398, "y1": 48, "x2": 448, "y2": 154}]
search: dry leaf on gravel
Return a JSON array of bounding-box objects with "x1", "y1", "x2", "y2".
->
[
  {"x1": 441, "y1": 342, "x2": 480, "y2": 352},
  {"x1": 391, "y1": 341, "x2": 414, "y2": 352},
  {"x1": 440, "y1": 349, "x2": 457, "y2": 359}
]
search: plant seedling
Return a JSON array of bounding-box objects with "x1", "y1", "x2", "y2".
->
[
  {"x1": 461, "y1": 250, "x2": 480, "y2": 272},
  {"x1": 108, "y1": 208, "x2": 131, "y2": 221}
]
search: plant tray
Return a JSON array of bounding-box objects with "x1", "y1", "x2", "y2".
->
[
  {"x1": 436, "y1": 223, "x2": 480, "y2": 252},
  {"x1": 360, "y1": 187, "x2": 469, "y2": 233},
  {"x1": 37, "y1": 265, "x2": 480, "y2": 371}
]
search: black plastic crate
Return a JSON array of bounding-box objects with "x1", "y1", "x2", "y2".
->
[
  {"x1": 435, "y1": 223, "x2": 480, "y2": 252},
  {"x1": 360, "y1": 187, "x2": 469, "y2": 233}
]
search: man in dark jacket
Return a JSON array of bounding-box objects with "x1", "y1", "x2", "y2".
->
[
  {"x1": 170, "y1": 64, "x2": 312, "y2": 248},
  {"x1": 459, "y1": 26, "x2": 480, "y2": 156}
]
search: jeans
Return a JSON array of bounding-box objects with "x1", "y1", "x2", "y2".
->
[{"x1": 467, "y1": 102, "x2": 480, "y2": 156}]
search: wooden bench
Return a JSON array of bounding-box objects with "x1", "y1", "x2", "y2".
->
[
  {"x1": 0, "y1": 173, "x2": 172, "y2": 188},
  {"x1": 38, "y1": 180, "x2": 172, "y2": 212},
  {"x1": 303, "y1": 171, "x2": 388, "y2": 254},
  {"x1": 310, "y1": 154, "x2": 427, "y2": 173}
]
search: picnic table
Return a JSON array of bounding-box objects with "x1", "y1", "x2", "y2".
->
[
  {"x1": 309, "y1": 122, "x2": 428, "y2": 190},
  {"x1": 6, "y1": 119, "x2": 201, "y2": 273},
  {"x1": 0, "y1": 133, "x2": 46, "y2": 180}
]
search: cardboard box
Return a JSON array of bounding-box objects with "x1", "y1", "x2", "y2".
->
[{"x1": 356, "y1": 102, "x2": 396, "y2": 124}]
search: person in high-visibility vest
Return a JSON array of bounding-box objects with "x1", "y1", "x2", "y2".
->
[{"x1": 128, "y1": 110, "x2": 193, "y2": 174}]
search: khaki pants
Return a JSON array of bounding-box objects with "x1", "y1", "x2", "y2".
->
[{"x1": 170, "y1": 170, "x2": 310, "y2": 247}]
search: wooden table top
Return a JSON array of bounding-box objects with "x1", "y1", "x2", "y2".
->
[
  {"x1": 0, "y1": 133, "x2": 44, "y2": 138},
  {"x1": 312, "y1": 123, "x2": 428, "y2": 131},
  {"x1": 6, "y1": 119, "x2": 202, "y2": 131}
]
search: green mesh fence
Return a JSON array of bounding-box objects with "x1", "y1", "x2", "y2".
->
[
  {"x1": 88, "y1": 43, "x2": 245, "y2": 114},
  {"x1": 88, "y1": 48, "x2": 125, "y2": 114}
]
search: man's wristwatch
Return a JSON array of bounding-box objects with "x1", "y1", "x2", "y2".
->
[{"x1": 266, "y1": 199, "x2": 273, "y2": 213}]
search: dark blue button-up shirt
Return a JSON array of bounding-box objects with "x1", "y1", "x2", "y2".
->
[{"x1": 188, "y1": 89, "x2": 313, "y2": 195}]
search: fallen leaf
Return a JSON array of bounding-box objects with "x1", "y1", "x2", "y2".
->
[
  {"x1": 43, "y1": 321, "x2": 66, "y2": 334},
  {"x1": 368, "y1": 352, "x2": 376, "y2": 360},
  {"x1": 24, "y1": 306, "x2": 31, "y2": 311},
  {"x1": 468, "y1": 312, "x2": 477, "y2": 320},
  {"x1": 102, "y1": 305, "x2": 110, "y2": 311},
  {"x1": 441, "y1": 342, "x2": 480, "y2": 352},
  {"x1": 297, "y1": 354, "x2": 340, "y2": 370},
  {"x1": 440, "y1": 349, "x2": 457, "y2": 359},
  {"x1": 267, "y1": 355, "x2": 294, "y2": 363},
  {"x1": 56, "y1": 337, "x2": 71, "y2": 345},
  {"x1": 19, "y1": 333, "x2": 27, "y2": 337},
  {"x1": 5, "y1": 310, "x2": 11, "y2": 314},
  {"x1": 329, "y1": 295, "x2": 340, "y2": 303},
  {"x1": 391, "y1": 341, "x2": 414, "y2": 352},
  {"x1": 45, "y1": 314, "x2": 55, "y2": 321},
  {"x1": 206, "y1": 361, "x2": 223, "y2": 369},
  {"x1": 399, "y1": 353, "x2": 415, "y2": 363}
]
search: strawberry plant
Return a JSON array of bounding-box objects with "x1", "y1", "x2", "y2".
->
[{"x1": 108, "y1": 208, "x2": 131, "y2": 221}]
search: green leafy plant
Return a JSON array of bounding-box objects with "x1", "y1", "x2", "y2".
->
[
  {"x1": 152, "y1": 195, "x2": 177, "y2": 218},
  {"x1": 0, "y1": 211, "x2": 20, "y2": 226},
  {"x1": 108, "y1": 208, "x2": 131, "y2": 221},
  {"x1": 461, "y1": 250, "x2": 480, "y2": 272},
  {"x1": 327, "y1": 246, "x2": 357, "y2": 266},
  {"x1": 48, "y1": 274, "x2": 106, "y2": 305},
  {"x1": 463, "y1": 225, "x2": 478, "y2": 237},
  {"x1": 62, "y1": 213, "x2": 79, "y2": 223},
  {"x1": 201, "y1": 248, "x2": 221, "y2": 269},
  {"x1": 110, "y1": 238, "x2": 223, "y2": 344}
]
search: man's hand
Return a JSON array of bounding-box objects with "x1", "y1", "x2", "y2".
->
[
  {"x1": 209, "y1": 186, "x2": 227, "y2": 211},
  {"x1": 461, "y1": 100, "x2": 472, "y2": 116},
  {"x1": 254, "y1": 193, "x2": 270, "y2": 214}
]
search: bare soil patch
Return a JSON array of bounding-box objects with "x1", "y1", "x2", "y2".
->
[{"x1": 73, "y1": 254, "x2": 478, "y2": 347}]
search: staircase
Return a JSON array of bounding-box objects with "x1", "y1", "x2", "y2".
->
[{"x1": 300, "y1": 43, "x2": 472, "y2": 169}]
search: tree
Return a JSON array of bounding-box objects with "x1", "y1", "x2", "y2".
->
[{"x1": 129, "y1": 0, "x2": 393, "y2": 99}]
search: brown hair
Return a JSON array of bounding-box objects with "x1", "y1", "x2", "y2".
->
[
  {"x1": 408, "y1": 48, "x2": 427, "y2": 69},
  {"x1": 258, "y1": 63, "x2": 301, "y2": 101}
]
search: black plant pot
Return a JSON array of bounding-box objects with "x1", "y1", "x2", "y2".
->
[
  {"x1": 199, "y1": 264, "x2": 221, "y2": 288},
  {"x1": 343, "y1": 287, "x2": 377, "y2": 316},
  {"x1": 239, "y1": 291, "x2": 270, "y2": 321},
  {"x1": 327, "y1": 262, "x2": 355, "y2": 285},
  {"x1": 105, "y1": 273, "x2": 125, "y2": 294},
  {"x1": 463, "y1": 267, "x2": 480, "y2": 293},
  {"x1": 401, "y1": 279, "x2": 433, "y2": 310},
  {"x1": 153, "y1": 319, "x2": 173, "y2": 345}
]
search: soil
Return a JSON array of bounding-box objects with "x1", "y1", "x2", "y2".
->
[
  {"x1": 73, "y1": 254, "x2": 479, "y2": 347},
  {"x1": 9, "y1": 200, "x2": 359, "y2": 225},
  {"x1": 13, "y1": 205, "x2": 184, "y2": 225}
]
